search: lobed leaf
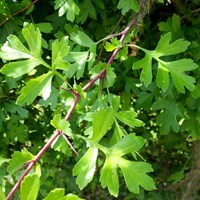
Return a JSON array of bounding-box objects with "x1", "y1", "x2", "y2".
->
[
  {"x1": 100, "y1": 156, "x2": 119, "y2": 197},
  {"x1": 16, "y1": 72, "x2": 53, "y2": 105},
  {"x1": 7, "y1": 148, "x2": 33, "y2": 175},
  {"x1": 52, "y1": 36, "x2": 70, "y2": 71},
  {"x1": 117, "y1": 0, "x2": 139, "y2": 15},
  {"x1": 73, "y1": 147, "x2": 98, "y2": 189},
  {"x1": 110, "y1": 133, "x2": 145, "y2": 157},
  {"x1": 118, "y1": 158, "x2": 156, "y2": 194}
]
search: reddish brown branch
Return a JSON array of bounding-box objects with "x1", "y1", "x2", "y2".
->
[{"x1": 0, "y1": 0, "x2": 39, "y2": 27}]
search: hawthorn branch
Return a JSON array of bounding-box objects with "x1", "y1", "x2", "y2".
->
[{"x1": 6, "y1": 15, "x2": 137, "y2": 200}]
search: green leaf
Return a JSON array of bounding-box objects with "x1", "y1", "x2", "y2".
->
[
  {"x1": 89, "y1": 62, "x2": 116, "y2": 87},
  {"x1": 35, "y1": 23, "x2": 53, "y2": 33},
  {"x1": 51, "y1": 114, "x2": 73, "y2": 137},
  {"x1": 153, "y1": 32, "x2": 190, "y2": 57},
  {"x1": 115, "y1": 110, "x2": 144, "y2": 127},
  {"x1": 52, "y1": 36, "x2": 70, "y2": 70},
  {"x1": 0, "y1": 188, "x2": 6, "y2": 200},
  {"x1": 110, "y1": 133, "x2": 145, "y2": 157},
  {"x1": 55, "y1": 0, "x2": 80, "y2": 22},
  {"x1": 68, "y1": 51, "x2": 89, "y2": 79},
  {"x1": 73, "y1": 147, "x2": 98, "y2": 189},
  {"x1": 76, "y1": 0, "x2": 97, "y2": 24},
  {"x1": 0, "y1": 156, "x2": 10, "y2": 167},
  {"x1": 165, "y1": 59, "x2": 198, "y2": 93},
  {"x1": 43, "y1": 188, "x2": 65, "y2": 200},
  {"x1": 22, "y1": 23, "x2": 42, "y2": 57},
  {"x1": 64, "y1": 193, "x2": 85, "y2": 200},
  {"x1": 0, "y1": 24, "x2": 43, "y2": 78},
  {"x1": 132, "y1": 33, "x2": 197, "y2": 92},
  {"x1": 152, "y1": 98, "x2": 183, "y2": 134},
  {"x1": 133, "y1": 52, "x2": 153, "y2": 86},
  {"x1": 100, "y1": 156, "x2": 119, "y2": 197},
  {"x1": 16, "y1": 72, "x2": 54, "y2": 105},
  {"x1": 70, "y1": 31, "x2": 95, "y2": 48},
  {"x1": 91, "y1": 108, "x2": 114, "y2": 142},
  {"x1": 20, "y1": 173, "x2": 40, "y2": 200},
  {"x1": 117, "y1": 0, "x2": 139, "y2": 15},
  {"x1": 7, "y1": 148, "x2": 33, "y2": 175},
  {"x1": 118, "y1": 158, "x2": 156, "y2": 194}
]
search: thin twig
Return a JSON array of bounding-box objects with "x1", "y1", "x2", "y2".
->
[{"x1": 0, "y1": 0, "x2": 39, "y2": 27}]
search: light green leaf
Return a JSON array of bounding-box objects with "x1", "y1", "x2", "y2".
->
[
  {"x1": 0, "y1": 156, "x2": 10, "y2": 167},
  {"x1": 166, "y1": 59, "x2": 198, "y2": 93},
  {"x1": 100, "y1": 156, "x2": 119, "y2": 197},
  {"x1": 133, "y1": 52, "x2": 152, "y2": 86},
  {"x1": 52, "y1": 36, "x2": 70, "y2": 70},
  {"x1": 63, "y1": 193, "x2": 85, "y2": 200},
  {"x1": 0, "y1": 188, "x2": 6, "y2": 200},
  {"x1": 104, "y1": 38, "x2": 121, "y2": 52},
  {"x1": 153, "y1": 32, "x2": 190, "y2": 57},
  {"x1": 69, "y1": 51, "x2": 89, "y2": 79},
  {"x1": 16, "y1": 72, "x2": 53, "y2": 105},
  {"x1": 132, "y1": 33, "x2": 197, "y2": 92},
  {"x1": 115, "y1": 110, "x2": 144, "y2": 127},
  {"x1": 110, "y1": 133, "x2": 145, "y2": 157},
  {"x1": 8, "y1": 148, "x2": 33, "y2": 175},
  {"x1": 50, "y1": 114, "x2": 72, "y2": 137},
  {"x1": 118, "y1": 158, "x2": 156, "y2": 194},
  {"x1": 20, "y1": 173, "x2": 40, "y2": 200},
  {"x1": 70, "y1": 31, "x2": 95, "y2": 48},
  {"x1": 156, "y1": 62, "x2": 169, "y2": 91},
  {"x1": 55, "y1": 0, "x2": 80, "y2": 22},
  {"x1": 43, "y1": 188, "x2": 65, "y2": 200},
  {"x1": 91, "y1": 108, "x2": 114, "y2": 142},
  {"x1": 0, "y1": 24, "x2": 44, "y2": 78},
  {"x1": 22, "y1": 23, "x2": 42, "y2": 57},
  {"x1": 117, "y1": 0, "x2": 139, "y2": 15},
  {"x1": 73, "y1": 147, "x2": 98, "y2": 189},
  {"x1": 0, "y1": 59, "x2": 41, "y2": 78}
]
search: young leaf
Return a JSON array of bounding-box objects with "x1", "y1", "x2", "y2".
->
[
  {"x1": 20, "y1": 173, "x2": 40, "y2": 200},
  {"x1": 16, "y1": 72, "x2": 54, "y2": 105},
  {"x1": 117, "y1": 0, "x2": 139, "y2": 15},
  {"x1": 104, "y1": 38, "x2": 121, "y2": 52},
  {"x1": 73, "y1": 147, "x2": 98, "y2": 189},
  {"x1": 100, "y1": 156, "x2": 119, "y2": 197},
  {"x1": 115, "y1": 110, "x2": 144, "y2": 128},
  {"x1": 51, "y1": 114, "x2": 73, "y2": 137},
  {"x1": 7, "y1": 148, "x2": 33, "y2": 175},
  {"x1": 43, "y1": 188, "x2": 65, "y2": 200},
  {"x1": 91, "y1": 108, "x2": 114, "y2": 142},
  {"x1": 52, "y1": 36, "x2": 70, "y2": 70},
  {"x1": 118, "y1": 158, "x2": 156, "y2": 194}
]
